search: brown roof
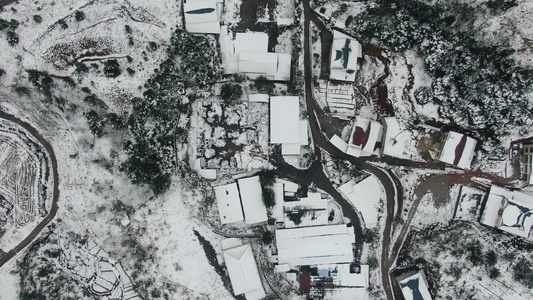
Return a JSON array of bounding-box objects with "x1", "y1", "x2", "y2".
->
[
  {"x1": 300, "y1": 273, "x2": 311, "y2": 294},
  {"x1": 351, "y1": 122, "x2": 371, "y2": 148}
]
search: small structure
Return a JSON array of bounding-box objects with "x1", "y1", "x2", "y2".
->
[
  {"x1": 214, "y1": 183, "x2": 244, "y2": 224},
  {"x1": 275, "y1": 224, "x2": 355, "y2": 267},
  {"x1": 437, "y1": 131, "x2": 477, "y2": 169},
  {"x1": 284, "y1": 192, "x2": 329, "y2": 228},
  {"x1": 219, "y1": 26, "x2": 291, "y2": 80},
  {"x1": 237, "y1": 176, "x2": 269, "y2": 224},
  {"x1": 521, "y1": 142, "x2": 533, "y2": 184},
  {"x1": 346, "y1": 117, "x2": 383, "y2": 157},
  {"x1": 329, "y1": 30, "x2": 363, "y2": 82},
  {"x1": 222, "y1": 239, "x2": 266, "y2": 300},
  {"x1": 381, "y1": 117, "x2": 411, "y2": 159},
  {"x1": 183, "y1": 0, "x2": 223, "y2": 34},
  {"x1": 480, "y1": 185, "x2": 533, "y2": 238},
  {"x1": 395, "y1": 269, "x2": 433, "y2": 300},
  {"x1": 309, "y1": 264, "x2": 369, "y2": 299},
  {"x1": 270, "y1": 96, "x2": 308, "y2": 155}
]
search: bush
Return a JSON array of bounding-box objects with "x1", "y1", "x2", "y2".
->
[
  {"x1": 0, "y1": 19, "x2": 9, "y2": 30},
  {"x1": 220, "y1": 83, "x2": 243, "y2": 103},
  {"x1": 6, "y1": 30, "x2": 18, "y2": 46},
  {"x1": 513, "y1": 258, "x2": 533, "y2": 288},
  {"x1": 486, "y1": 250, "x2": 498, "y2": 266},
  {"x1": 253, "y1": 75, "x2": 275, "y2": 94},
  {"x1": 489, "y1": 267, "x2": 500, "y2": 279},
  {"x1": 74, "y1": 10, "x2": 85, "y2": 22},
  {"x1": 75, "y1": 62, "x2": 89, "y2": 73},
  {"x1": 33, "y1": 15, "x2": 43, "y2": 23},
  {"x1": 262, "y1": 231, "x2": 273, "y2": 244},
  {"x1": 9, "y1": 19, "x2": 19, "y2": 30},
  {"x1": 467, "y1": 241, "x2": 484, "y2": 267},
  {"x1": 127, "y1": 67, "x2": 135, "y2": 75},
  {"x1": 125, "y1": 24, "x2": 132, "y2": 34},
  {"x1": 103, "y1": 59, "x2": 121, "y2": 78},
  {"x1": 56, "y1": 19, "x2": 68, "y2": 29}
]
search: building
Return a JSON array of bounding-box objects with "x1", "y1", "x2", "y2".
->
[
  {"x1": 270, "y1": 96, "x2": 308, "y2": 155},
  {"x1": 395, "y1": 269, "x2": 432, "y2": 300},
  {"x1": 437, "y1": 131, "x2": 477, "y2": 169},
  {"x1": 339, "y1": 176, "x2": 381, "y2": 229},
  {"x1": 309, "y1": 264, "x2": 369, "y2": 300},
  {"x1": 183, "y1": 0, "x2": 223, "y2": 34},
  {"x1": 480, "y1": 185, "x2": 533, "y2": 238},
  {"x1": 214, "y1": 183, "x2": 244, "y2": 224},
  {"x1": 381, "y1": 117, "x2": 411, "y2": 159},
  {"x1": 346, "y1": 117, "x2": 383, "y2": 157},
  {"x1": 222, "y1": 239, "x2": 266, "y2": 300},
  {"x1": 275, "y1": 224, "x2": 355, "y2": 268},
  {"x1": 237, "y1": 176, "x2": 269, "y2": 224},
  {"x1": 219, "y1": 26, "x2": 291, "y2": 80},
  {"x1": 329, "y1": 30, "x2": 363, "y2": 82},
  {"x1": 521, "y1": 143, "x2": 533, "y2": 184}
]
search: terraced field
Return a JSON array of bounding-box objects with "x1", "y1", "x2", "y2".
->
[{"x1": 0, "y1": 119, "x2": 53, "y2": 248}]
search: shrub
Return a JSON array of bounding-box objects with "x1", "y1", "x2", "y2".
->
[
  {"x1": 56, "y1": 19, "x2": 68, "y2": 29},
  {"x1": 262, "y1": 231, "x2": 273, "y2": 244},
  {"x1": 467, "y1": 241, "x2": 484, "y2": 267},
  {"x1": 486, "y1": 250, "x2": 498, "y2": 266},
  {"x1": 6, "y1": 30, "x2": 18, "y2": 46},
  {"x1": 513, "y1": 258, "x2": 533, "y2": 288},
  {"x1": 253, "y1": 75, "x2": 275, "y2": 94},
  {"x1": 489, "y1": 267, "x2": 500, "y2": 279},
  {"x1": 33, "y1": 15, "x2": 43, "y2": 23},
  {"x1": 103, "y1": 59, "x2": 121, "y2": 78},
  {"x1": 74, "y1": 10, "x2": 85, "y2": 22},
  {"x1": 75, "y1": 62, "x2": 89, "y2": 73},
  {"x1": 125, "y1": 24, "x2": 132, "y2": 34},
  {"x1": 9, "y1": 19, "x2": 19, "y2": 30},
  {"x1": 220, "y1": 83, "x2": 243, "y2": 103},
  {"x1": 127, "y1": 67, "x2": 135, "y2": 75}
]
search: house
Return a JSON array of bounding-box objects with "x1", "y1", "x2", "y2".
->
[
  {"x1": 214, "y1": 183, "x2": 244, "y2": 224},
  {"x1": 222, "y1": 239, "x2": 266, "y2": 300},
  {"x1": 339, "y1": 176, "x2": 382, "y2": 229},
  {"x1": 183, "y1": 0, "x2": 223, "y2": 34},
  {"x1": 395, "y1": 269, "x2": 432, "y2": 300},
  {"x1": 329, "y1": 30, "x2": 363, "y2": 82},
  {"x1": 275, "y1": 224, "x2": 355, "y2": 268},
  {"x1": 381, "y1": 117, "x2": 411, "y2": 159},
  {"x1": 237, "y1": 176, "x2": 269, "y2": 224},
  {"x1": 521, "y1": 143, "x2": 533, "y2": 184},
  {"x1": 219, "y1": 26, "x2": 291, "y2": 80},
  {"x1": 284, "y1": 192, "x2": 329, "y2": 228},
  {"x1": 214, "y1": 175, "x2": 268, "y2": 225},
  {"x1": 480, "y1": 185, "x2": 533, "y2": 238},
  {"x1": 270, "y1": 96, "x2": 308, "y2": 155},
  {"x1": 346, "y1": 117, "x2": 383, "y2": 157},
  {"x1": 436, "y1": 131, "x2": 477, "y2": 169}
]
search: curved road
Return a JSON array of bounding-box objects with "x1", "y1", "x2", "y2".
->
[{"x1": 0, "y1": 111, "x2": 60, "y2": 268}]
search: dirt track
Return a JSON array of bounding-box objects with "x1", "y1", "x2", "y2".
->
[{"x1": 0, "y1": 111, "x2": 59, "y2": 268}]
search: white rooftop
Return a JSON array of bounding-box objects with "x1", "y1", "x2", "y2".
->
[
  {"x1": 312, "y1": 264, "x2": 369, "y2": 300},
  {"x1": 339, "y1": 176, "x2": 382, "y2": 228},
  {"x1": 382, "y1": 117, "x2": 411, "y2": 159},
  {"x1": 214, "y1": 183, "x2": 244, "y2": 224},
  {"x1": 237, "y1": 176, "x2": 268, "y2": 224},
  {"x1": 396, "y1": 270, "x2": 432, "y2": 300},
  {"x1": 223, "y1": 243, "x2": 266, "y2": 299},
  {"x1": 239, "y1": 52, "x2": 291, "y2": 81},
  {"x1": 275, "y1": 224, "x2": 355, "y2": 267},
  {"x1": 347, "y1": 117, "x2": 383, "y2": 157},
  {"x1": 438, "y1": 131, "x2": 477, "y2": 169},
  {"x1": 270, "y1": 96, "x2": 300, "y2": 144},
  {"x1": 183, "y1": 0, "x2": 223, "y2": 34},
  {"x1": 330, "y1": 30, "x2": 362, "y2": 82},
  {"x1": 480, "y1": 185, "x2": 533, "y2": 238}
]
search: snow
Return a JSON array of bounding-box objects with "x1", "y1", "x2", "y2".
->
[
  {"x1": 339, "y1": 176, "x2": 383, "y2": 228},
  {"x1": 381, "y1": 117, "x2": 410, "y2": 159},
  {"x1": 237, "y1": 176, "x2": 268, "y2": 224},
  {"x1": 275, "y1": 224, "x2": 355, "y2": 268},
  {"x1": 248, "y1": 94, "x2": 269, "y2": 103}
]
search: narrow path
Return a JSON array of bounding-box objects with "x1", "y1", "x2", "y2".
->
[{"x1": 0, "y1": 111, "x2": 60, "y2": 268}]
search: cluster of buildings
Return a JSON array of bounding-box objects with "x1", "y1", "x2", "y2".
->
[{"x1": 213, "y1": 174, "x2": 369, "y2": 299}]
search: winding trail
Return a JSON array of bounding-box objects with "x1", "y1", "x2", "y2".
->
[{"x1": 0, "y1": 111, "x2": 60, "y2": 268}]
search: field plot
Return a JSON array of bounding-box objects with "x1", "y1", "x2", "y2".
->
[
  {"x1": 195, "y1": 101, "x2": 269, "y2": 174},
  {"x1": 0, "y1": 119, "x2": 53, "y2": 251}
]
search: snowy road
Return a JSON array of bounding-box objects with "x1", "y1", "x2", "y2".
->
[{"x1": 0, "y1": 111, "x2": 59, "y2": 268}]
